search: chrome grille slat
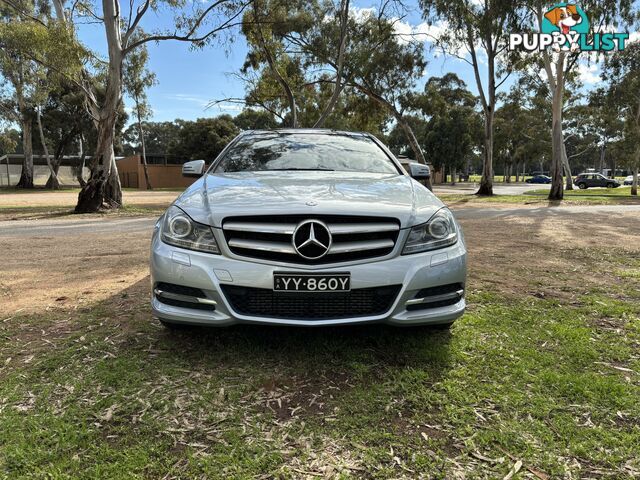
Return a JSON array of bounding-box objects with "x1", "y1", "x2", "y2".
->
[
  {"x1": 228, "y1": 238, "x2": 296, "y2": 254},
  {"x1": 224, "y1": 222, "x2": 297, "y2": 234},
  {"x1": 329, "y1": 239, "x2": 395, "y2": 254},
  {"x1": 328, "y1": 222, "x2": 400, "y2": 234},
  {"x1": 223, "y1": 215, "x2": 400, "y2": 264}
]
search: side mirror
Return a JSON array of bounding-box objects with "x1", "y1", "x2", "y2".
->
[
  {"x1": 408, "y1": 162, "x2": 430, "y2": 180},
  {"x1": 182, "y1": 160, "x2": 206, "y2": 178}
]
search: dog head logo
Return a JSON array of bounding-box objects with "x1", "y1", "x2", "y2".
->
[
  {"x1": 541, "y1": 4, "x2": 589, "y2": 36},
  {"x1": 509, "y1": 3, "x2": 628, "y2": 52},
  {"x1": 545, "y1": 5, "x2": 581, "y2": 34}
]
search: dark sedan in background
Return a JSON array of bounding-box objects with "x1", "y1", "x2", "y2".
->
[{"x1": 526, "y1": 175, "x2": 552, "y2": 184}]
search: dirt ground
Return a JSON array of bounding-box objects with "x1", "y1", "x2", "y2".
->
[
  {"x1": 1, "y1": 207, "x2": 638, "y2": 318},
  {"x1": 0, "y1": 189, "x2": 181, "y2": 208}
]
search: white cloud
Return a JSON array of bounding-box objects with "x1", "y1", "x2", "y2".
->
[
  {"x1": 629, "y1": 31, "x2": 640, "y2": 43},
  {"x1": 577, "y1": 62, "x2": 600, "y2": 84},
  {"x1": 163, "y1": 93, "x2": 209, "y2": 107},
  {"x1": 349, "y1": 6, "x2": 376, "y2": 22}
]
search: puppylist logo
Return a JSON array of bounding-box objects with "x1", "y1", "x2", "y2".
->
[{"x1": 509, "y1": 4, "x2": 629, "y2": 52}]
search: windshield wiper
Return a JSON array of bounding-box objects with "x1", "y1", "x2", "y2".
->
[{"x1": 269, "y1": 168, "x2": 335, "y2": 171}]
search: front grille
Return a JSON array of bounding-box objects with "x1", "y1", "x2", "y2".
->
[
  {"x1": 220, "y1": 284, "x2": 401, "y2": 320},
  {"x1": 406, "y1": 283, "x2": 464, "y2": 311},
  {"x1": 222, "y1": 215, "x2": 400, "y2": 264}
]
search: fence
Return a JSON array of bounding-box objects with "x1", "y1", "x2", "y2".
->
[{"x1": 0, "y1": 155, "x2": 91, "y2": 188}]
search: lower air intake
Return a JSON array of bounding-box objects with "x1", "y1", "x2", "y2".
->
[{"x1": 220, "y1": 284, "x2": 401, "y2": 320}]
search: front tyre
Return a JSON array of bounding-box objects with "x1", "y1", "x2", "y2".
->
[{"x1": 578, "y1": 183, "x2": 587, "y2": 190}]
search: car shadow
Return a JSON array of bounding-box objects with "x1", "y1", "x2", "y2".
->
[{"x1": 112, "y1": 278, "x2": 454, "y2": 375}]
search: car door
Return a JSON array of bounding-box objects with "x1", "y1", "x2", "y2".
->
[
  {"x1": 588, "y1": 175, "x2": 599, "y2": 187},
  {"x1": 595, "y1": 174, "x2": 607, "y2": 187}
]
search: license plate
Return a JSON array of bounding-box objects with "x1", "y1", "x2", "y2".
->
[{"x1": 273, "y1": 273, "x2": 350, "y2": 292}]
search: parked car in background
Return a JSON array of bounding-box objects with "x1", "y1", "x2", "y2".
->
[
  {"x1": 574, "y1": 173, "x2": 620, "y2": 189},
  {"x1": 624, "y1": 175, "x2": 635, "y2": 185},
  {"x1": 526, "y1": 175, "x2": 552, "y2": 184}
]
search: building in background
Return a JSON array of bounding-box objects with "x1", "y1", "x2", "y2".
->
[{"x1": 116, "y1": 154, "x2": 199, "y2": 190}]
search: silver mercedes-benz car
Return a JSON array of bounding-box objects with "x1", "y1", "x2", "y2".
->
[{"x1": 150, "y1": 130, "x2": 467, "y2": 328}]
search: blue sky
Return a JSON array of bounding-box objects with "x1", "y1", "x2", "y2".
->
[
  {"x1": 75, "y1": 0, "x2": 627, "y2": 123},
  {"x1": 76, "y1": 0, "x2": 486, "y2": 123}
]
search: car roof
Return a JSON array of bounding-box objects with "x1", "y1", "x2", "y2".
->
[{"x1": 239, "y1": 129, "x2": 372, "y2": 138}]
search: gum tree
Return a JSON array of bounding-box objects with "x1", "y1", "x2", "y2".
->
[
  {"x1": 123, "y1": 42, "x2": 156, "y2": 190},
  {"x1": 517, "y1": 0, "x2": 635, "y2": 200},
  {"x1": 3, "y1": 0, "x2": 251, "y2": 211},
  {"x1": 602, "y1": 41, "x2": 640, "y2": 195},
  {"x1": 0, "y1": 4, "x2": 80, "y2": 188},
  {"x1": 419, "y1": 0, "x2": 525, "y2": 195}
]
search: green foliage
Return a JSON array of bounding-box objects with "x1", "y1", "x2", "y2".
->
[
  {"x1": 494, "y1": 88, "x2": 548, "y2": 171},
  {"x1": 124, "y1": 116, "x2": 240, "y2": 160},
  {"x1": 123, "y1": 121, "x2": 180, "y2": 155},
  {"x1": 0, "y1": 128, "x2": 19, "y2": 154},
  {"x1": 232, "y1": 109, "x2": 279, "y2": 131},
  {"x1": 171, "y1": 116, "x2": 239, "y2": 161},
  {"x1": 390, "y1": 74, "x2": 481, "y2": 172},
  {"x1": 601, "y1": 42, "x2": 640, "y2": 172}
]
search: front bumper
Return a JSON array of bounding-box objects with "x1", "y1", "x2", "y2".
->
[{"x1": 150, "y1": 228, "x2": 467, "y2": 327}]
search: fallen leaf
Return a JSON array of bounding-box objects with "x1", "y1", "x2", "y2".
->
[{"x1": 503, "y1": 460, "x2": 523, "y2": 480}]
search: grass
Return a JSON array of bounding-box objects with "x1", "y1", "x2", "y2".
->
[
  {"x1": 528, "y1": 186, "x2": 637, "y2": 197},
  {"x1": 0, "y1": 204, "x2": 164, "y2": 220},
  {"x1": 464, "y1": 176, "x2": 629, "y2": 184},
  {"x1": 439, "y1": 193, "x2": 639, "y2": 206},
  {"x1": 0, "y1": 187, "x2": 81, "y2": 195},
  {"x1": 1, "y1": 253, "x2": 639, "y2": 477}
]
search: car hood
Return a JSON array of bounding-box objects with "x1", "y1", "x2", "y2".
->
[{"x1": 174, "y1": 171, "x2": 444, "y2": 229}]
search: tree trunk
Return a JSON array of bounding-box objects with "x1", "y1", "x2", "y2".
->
[
  {"x1": 562, "y1": 142, "x2": 573, "y2": 190},
  {"x1": 467, "y1": 26, "x2": 495, "y2": 196},
  {"x1": 17, "y1": 117, "x2": 34, "y2": 188},
  {"x1": 76, "y1": 118, "x2": 120, "y2": 212},
  {"x1": 136, "y1": 99, "x2": 152, "y2": 190},
  {"x1": 548, "y1": 53, "x2": 565, "y2": 201},
  {"x1": 477, "y1": 107, "x2": 494, "y2": 195},
  {"x1": 313, "y1": 0, "x2": 349, "y2": 128},
  {"x1": 75, "y1": 0, "x2": 123, "y2": 213},
  {"x1": 254, "y1": 3, "x2": 297, "y2": 128},
  {"x1": 76, "y1": 134, "x2": 87, "y2": 187},
  {"x1": 36, "y1": 108, "x2": 60, "y2": 190},
  {"x1": 395, "y1": 114, "x2": 432, "y2": 191},
  {"x1": 610, "y1": 157, "x2": 616, "y2": 179},
  {"x1": 450, "y1": 165, "x2": 456, "y2": 185},
  {"x1": 598, "y1": 144, "x2": 606, "y2": 174},
  {"x1": 515, "y1": 162, "x2": 520, "y2": 183},
  {"x1": 631, "y1": 163, "x2": 638, "y2": 196},
  {"x1": 45, "y1": 163, "x2": 61, "y2": 188}
]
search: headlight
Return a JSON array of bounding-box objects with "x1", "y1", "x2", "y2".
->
[
  {"x1": 402, "y1": 208, "x2": 458, "y2": 254},
  {"x1": 160, "y1": 205, "x2": 220, "y2": 254}
]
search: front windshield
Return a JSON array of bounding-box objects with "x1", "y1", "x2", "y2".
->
[{"x1": 214, "y1": 132, "x2": 399, "y2": 174}]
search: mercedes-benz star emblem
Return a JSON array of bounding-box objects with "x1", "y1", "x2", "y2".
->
[{"x1": 292, "y1": 220, "x2": 332, "y2": 260}]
